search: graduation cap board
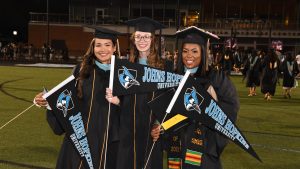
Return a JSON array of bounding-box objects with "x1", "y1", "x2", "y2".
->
[
  {"x1": 148, "y1": 71, "x2": 261, "y2": 162},
  {"x1": 84, "y1": 25, "x2": 122, "y2": 41},
  {"x1": 43, "y1": 76, "x2": 94, "y2": 169},
  {"x1": 175, "y1": 26, "x2": 220, "y2": 74},
  {"x1": 176, "y1": 26, "x2": 219, "y2": 45},
  {"x1": 126, "y1": 17, "x2": 166, "y2": 58},
  {"x1": 126, "y1": 17, "x2": 166, "y2": 33}
]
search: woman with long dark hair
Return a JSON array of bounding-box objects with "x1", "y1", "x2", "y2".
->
[
  {"x1": 261, "y1": 49, "x2": 280, "y2": 100},
  {"x1": 33, "y1": 26, "x2": 121, "y2": 169}
]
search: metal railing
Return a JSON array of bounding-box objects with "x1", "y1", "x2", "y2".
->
[{"x1": 29, "y1": 12, "x2": 300, "y2": 31}]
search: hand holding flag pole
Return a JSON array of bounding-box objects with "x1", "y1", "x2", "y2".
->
[{"x1": 143, "y1": 71, "x2": 191, "y2": 169}]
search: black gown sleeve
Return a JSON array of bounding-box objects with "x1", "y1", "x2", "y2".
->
[
  {"x1": 46, "y1": 110, "x2": 65, "y2": 135},
  {"x1": 206, "y1": 70, "x2": 240, "y2": 156},
  {"x1": 209, "y1": 70, "x2": 239, "y2": 122}
]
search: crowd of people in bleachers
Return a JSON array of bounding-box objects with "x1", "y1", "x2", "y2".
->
[{"x1": 0, "y1": 42, "x2": 69, "y2": 63}]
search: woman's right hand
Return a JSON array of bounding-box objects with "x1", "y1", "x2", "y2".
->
[
  {"x1": 33, "y1": 92, "x2": 49, "y2": 108},
  {"x1": 151, "y1": 124, "x2": 161, "y2": 142}
]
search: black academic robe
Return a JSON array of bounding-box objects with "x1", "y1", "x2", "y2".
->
[
  {"x1": 243, "y1": 56, "x2": 261, "y2": 87},
  {"x1": 261, "y1": 56, "x2": 280, "y2": 95},
  {"x1": 281, "y1": 60, "x2": 299, "y2": 88},
  {"x1": 233, "y1": 52, "x2": 242, "y2": 69},
  {"x1": 221, "y1": 53, "x2": 233, "y2": 75},
  {"x1": 46, "y1": 65, "x2": 120, "y2": 169},
  {"x1": 115, "y1": 60, "x2": 174, "y2": 169},
  {"x1": 167, "y1": 69, "x2": 239, "y2": 169},
  {"x1": 116, "y1": 91, "x2": 161, "y2": 169}
]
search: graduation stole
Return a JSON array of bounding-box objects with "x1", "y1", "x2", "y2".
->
[
  {"x1": 148, "y1": 71, "x2": 261, "y2": 162},
  {"x1": 110, "y1": 56, "x2": 182, "y2": 96},
  {"x1": 182, "y1": 124, "x2": 204, "y2": 168},
  {"x1": 166, "y1": 124, "x2": 205, "y2": 169},
  {"x1": 250, "y1": 56, "x2": 258, "y2": 69},
  {"x1": 287, "y1": 61, "x2": 294, "y2": 76},
  {"x1": 167, "y1": 132, "x2": 182, "y2": 169},
  {"x1": 43, "y1": 75, "x2": 94, "y2": 169}
]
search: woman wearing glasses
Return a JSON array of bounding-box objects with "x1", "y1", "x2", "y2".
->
[{"x1": 106, "y1": 17, "x2": 167, "y2": 169}]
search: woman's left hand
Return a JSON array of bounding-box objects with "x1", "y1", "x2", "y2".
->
[{"x1": 105, "y1": 88, "x2": 120, "y2": 106}]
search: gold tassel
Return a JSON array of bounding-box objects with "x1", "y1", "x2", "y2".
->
[
  {"x1": 206, "y1": 38, "x2": 210, "y2": 71},
  {"x1": 117, "y1": 39, "x2": 121, "y2": 58}
]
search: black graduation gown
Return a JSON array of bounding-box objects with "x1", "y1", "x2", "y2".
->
[
  {"x1": 243, "y1": 56, "x2": 261, "y2": 87},
  {"x1": 221, "y1": 54, "x2": 233, "y2": 75},
  {"x1": 46, "y1": 65, "x2": 120, "y2": 169},
  {"x1": 116, "y1": 60, "x2": 175, "y2": 169},
  {"x1": 116, "y1": 91, "x2": 157, "y2": 169},
  {"x1": 261, "y1": 56, "x2": 280, "y2": 95},
  {"x1": 233, "y1": 52, "x2": 242, "y2": 69},
  {"x1": 281, "y1": 60, "x2": 299, "y2": 88},
  {"x1": 167, "y1": 70, "x2": 239, "y2": 169}
]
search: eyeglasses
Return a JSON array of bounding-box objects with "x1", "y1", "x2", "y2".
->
[{"x1": 134, "y1": 35, "x2": 152, "y2": 42}]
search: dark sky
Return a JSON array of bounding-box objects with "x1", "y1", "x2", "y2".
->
[{"x1": 0, "y1": 0, "x2": 68, "y2": 42}]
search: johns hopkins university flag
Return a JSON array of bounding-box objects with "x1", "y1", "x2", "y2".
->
[
  {"x1": 148, "y1": 72, "x2": 261, "y2": 162},
  {"x1": 111, "y1": 57, "x2": 182, "y2": 96},
  {"x1": 43, "y1": 75, "x2": 94, "y2": 169}
]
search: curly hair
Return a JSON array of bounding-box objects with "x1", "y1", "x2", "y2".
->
[{"x1": 128, "y1": 32, "x2": 164, "y2": 69}]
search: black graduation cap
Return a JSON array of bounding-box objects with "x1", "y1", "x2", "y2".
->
[
  {"x1": 126, "y1": 17, "x2": 166, "y2": 33},
  {"x1": 176, "y1": 26, "x2": 219, "y2": 45},
  {"x1": 84, "y1": 25, "x2": 122, "y2": 41},
  {"x1": 175, "y1": 26, "x2": 220, "y2": 75}
]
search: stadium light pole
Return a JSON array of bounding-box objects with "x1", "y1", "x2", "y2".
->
[
  {"x1": 268, "y1": 26, "x2": 271, "y2": 51},
  {"x1": 176, "y1": 0, "x2": 180, "y2": 31},
  {"x1": 47, "y1": 0, "x2": 49, "y2": 46},
  {"x1": 175, "y1": 0, "x2": 180, "y2": 53}
]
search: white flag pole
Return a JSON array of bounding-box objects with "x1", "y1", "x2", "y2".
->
[
  {"x1": 143, "y1": 71, "x2": 190, "y2": 169},
  {"x1": 42, "y1": 75, "x2": 75, "y2": 99},
  {"x1": 1, "y1": 75, "x2": 75, "y2": 131},
  {"x1": 103, "y1": 55, "x2": 115, "y2": 169},
  {"x1": 166, "y1": 71, "x2": 190, "y2": 114},
  {"x1": 109, "y1": 55, "x2": 115, "y2": 90},
  {"x1": 0, "y1": 104, "x2": 35, "y2": 130}
]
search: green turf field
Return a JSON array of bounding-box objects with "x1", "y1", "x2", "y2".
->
[{"x1": 0, "y1": 66, "x2": 299, "y2": 169}]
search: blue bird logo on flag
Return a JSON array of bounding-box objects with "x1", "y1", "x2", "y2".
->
[
  {"x1": 118, "y1": 66, "x2": 140, "y2": 89},
  {"x1": 56, "y1": 89, "x2": 74, "y2": 117},
  {"x1": 184, "y1": 87, "x2": 203, "y2": 114}
]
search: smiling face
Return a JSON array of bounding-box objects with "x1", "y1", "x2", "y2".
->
[
  {"x1": 94, "y1": 38, "x2": 116, "y2": 64},
  {"x1": 134, "y1": 31, "x2": 152, "y2": 53},
  {"x1": 182, "y1": 43, "x2": 202, "y2": 69}
]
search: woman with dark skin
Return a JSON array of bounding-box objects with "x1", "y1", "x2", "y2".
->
[
  {"x1": 151, "y1": 26, "x2": 239, "y2": 169},
  {"x1": 33, "y1": 27, "x2": 121, "y2": 169}
]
